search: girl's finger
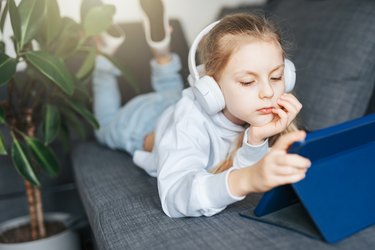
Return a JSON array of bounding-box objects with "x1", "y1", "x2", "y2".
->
[
  {"x1": 272, "y1": 130, "x2": 306, "y2": 151},
  {"x1": 276, "y1": 154, "x2": 311, "y2": 169},
  {"x1": 273, "y1": 165, "x2": 307, "y2": 176},
  {"x1": 277, "y1": 173, "x2": 307, "y2": 185},
  {"x1": 279, "y1": 94, "x2": 302, "y2": 112},
  {"x1": 277, "y1": 98, "x2": 298, "y2": 115},
  {"x1": 272, "y1": 108, "x2": 288, "y2": 128}
]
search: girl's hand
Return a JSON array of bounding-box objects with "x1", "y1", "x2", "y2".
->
[
  {"x1": 248, "y1": 93, "x2": 302, "y2": 144},
  {"x1": 276, "y1": 93, "x2": 302, "y2": 126},
  {"x1": 249, "y1": 131, "x2": 311, "y2": 193}
]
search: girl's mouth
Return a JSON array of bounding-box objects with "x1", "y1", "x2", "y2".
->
[{"x1": 257, "y1": 107, "x2": 274, "y2": 114}]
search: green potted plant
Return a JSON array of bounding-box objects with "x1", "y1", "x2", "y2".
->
[{"x1": 0, "y1": 0, "x2": 132, "y2": 247}]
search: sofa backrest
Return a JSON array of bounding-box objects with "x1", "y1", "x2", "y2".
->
[{"x1": 268, "y1": 0, "x2": 375, "y2": 130}]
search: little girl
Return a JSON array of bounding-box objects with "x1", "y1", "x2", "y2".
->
[{"x1": 93, "y1": 1, "x2": 311, "y2": 218}]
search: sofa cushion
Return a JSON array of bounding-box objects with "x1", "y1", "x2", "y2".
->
[
  {"x1": 72, "y1": 142, "x2": 375, "y2": 249},
  {"x1": 266, "y1": 0, "x2": 375, "y2": 130}
]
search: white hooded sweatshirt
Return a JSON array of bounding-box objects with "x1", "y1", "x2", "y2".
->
[{"x1": 133, "y1": 88, "x2": 269, "y2": 218}]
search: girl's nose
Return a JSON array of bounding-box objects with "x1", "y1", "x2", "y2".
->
[{"x1": 259, "y1": 81, "x2": 274, "y2": 99}]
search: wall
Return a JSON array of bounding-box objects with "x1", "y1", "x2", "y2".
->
[
  {"x1": 57, "y1": 0, "x2": 266, "y2": 45},
  {"x1": 1, "y1": 0, "x2": 265, "y2": 57}
]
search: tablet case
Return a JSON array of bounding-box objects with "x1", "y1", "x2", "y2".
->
[{"x1": 240, "y1": 113, "x2": 375, "y2": 243}]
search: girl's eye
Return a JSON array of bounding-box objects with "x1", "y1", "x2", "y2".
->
[
  {"x1": 271, "y1": 76, "x2": 283, "y2": 81},
  {"x1": 239, "y1": 81, "x2": 255, "y2": 86}
]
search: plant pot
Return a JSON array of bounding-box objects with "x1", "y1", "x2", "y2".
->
[{"x1": 0, "y1": 213, "x2": 80, "y2": 250}]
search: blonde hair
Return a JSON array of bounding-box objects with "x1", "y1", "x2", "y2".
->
[{"x1": 198, "y1": 13, "x2": 298, "y2": 174}]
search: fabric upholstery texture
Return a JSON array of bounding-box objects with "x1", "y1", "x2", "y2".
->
[{"x1": 72, "y1": 142, "x2": 375, "y2": 249}]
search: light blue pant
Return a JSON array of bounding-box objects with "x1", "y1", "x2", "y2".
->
[{"x1": 93, "y1": 54, "x2": 183, "y2": 155}]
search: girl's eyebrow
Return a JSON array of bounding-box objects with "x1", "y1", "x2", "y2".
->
[
  {"x1": 235, "y1": 64, "x2": 284, "y2": 77},
  {"x1": 270, "y1": 64, "x2": 284, "y2": 73}
]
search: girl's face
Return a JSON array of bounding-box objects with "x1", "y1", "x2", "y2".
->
[{"x1": 217, "y1": 39, "x2": 285, "y2": 126}]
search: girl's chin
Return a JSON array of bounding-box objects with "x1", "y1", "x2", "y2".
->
[{"x1": 251, "y1": 114, "x2": 274, "y2": 126}]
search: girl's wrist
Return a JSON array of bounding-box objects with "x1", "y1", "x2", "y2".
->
[
  {"x1": 247, "y1": 133, "x2": 265, "y2": 145},
  {"x1": 228, "y1": 167, "x2": 258, "y2": 197}
]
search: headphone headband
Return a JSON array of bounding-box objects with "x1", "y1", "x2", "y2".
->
[{"x1": 188, "y1": 20, "x2": 220, "y2": 84}]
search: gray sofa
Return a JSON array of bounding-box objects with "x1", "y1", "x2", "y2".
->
[{"x1": 72, "y1": 0, "x2": 375, "y2": 249}]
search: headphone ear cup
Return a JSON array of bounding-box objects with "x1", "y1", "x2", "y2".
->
[
  {"x1": 284, "y1": 59, "x2": 296, "y2": 92},
  {"x1": 192, "y1": 76, "x2": 225, "y2": 115}
]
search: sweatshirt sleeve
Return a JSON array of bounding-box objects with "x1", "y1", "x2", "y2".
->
[
  {"x1": 233, "y1": 128, "x2": 269, "y2": 169},
  {"x1": 156, "y1": 120, "x2": 244, "y2": 218}
]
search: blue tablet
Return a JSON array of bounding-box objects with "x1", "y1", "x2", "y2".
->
[
  {"x1": 255, "y1": 112, "x2": 375, "y2": 217},
  {"x1": 252, "y1": 113, "x2": 375, "y2": 243}
]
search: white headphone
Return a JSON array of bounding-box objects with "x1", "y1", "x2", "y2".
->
[{"x1": 188, "y1": 20, "x2": 296, "y2": 115}]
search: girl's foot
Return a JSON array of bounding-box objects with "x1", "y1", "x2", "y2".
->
[
  {"x1": 97, "y1": 25, "x2": 126, "y2": 56},
  {"x1": 139, "y1": 0, "x2": 171, "y2": 57}
]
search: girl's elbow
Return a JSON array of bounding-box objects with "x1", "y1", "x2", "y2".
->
[
  {"x1": 94, "y1": 128, "x2": 107, "y2": 145},
  {"x1": 160, "y1": 199, "x2": 184, "y2": 218}
]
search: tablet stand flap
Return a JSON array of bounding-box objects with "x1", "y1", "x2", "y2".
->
[
  {"x1": 240, "y1": 203, "x2": 322, "y2": 240},
  {"x1": 292, "y1": 141, "x2": 375, "y2": 243}
]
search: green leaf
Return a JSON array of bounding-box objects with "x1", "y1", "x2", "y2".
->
[
  {"x1": 0, "y1": 133, "x2": 7, "y2": 155},
  {"x1": 11, "y1": 134, "x2": 40, "y2": 186},
  {"x1": 25, "y1": 136, "x2": 59, "y2": 176},
  {"x1": 0, "y1": 1, "x2": 7, "y2": 33},
  {"x1": 0, "y1": 52, "x2": 17, "y2": 86},
  {"x1": 83, "y1": 5, "x2": 115, "y2": 37},
  {"x1": 7, "y1": 0, "x2": 21, "y2": 46},
  {"x1": 44, "y1": 0, "x2": 61, "y2": 46},
  {"x1": 44, "y1": 104, "x2": 60, "y2": 145},
  {"x1": 64, "y1": 99, "x2": 99, "y2": 129},
  {"x1": 53, "y1": 17, "x2": 80, "y2": 58},
  {"x1": 103, "y1": 54, "x2": 140, "y2": 93},
  {"x1": 19, "y1": 0, "x2": 45, "y2": 48},
  {"x1": 58, "y1": 120, "x2": 71, "y2": 152},
  {"x1": 74, "y1": 80, "x2": 91, "y2": 102},
  {"x1": 0, "y1": 106, "x2": 5, "y2": 124},
  {"x1": 0, "y1": 41, "x2": 5, "y2": 53},
  {"x1": 25, "y1": 51, "x2": 75, "y2": 95},
  {"x1": 76, "y1": 48, "x2": 96, "y2": 80},
  {"x1": 61, "y1": 108, "x2": 87, "y2": 140}
]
